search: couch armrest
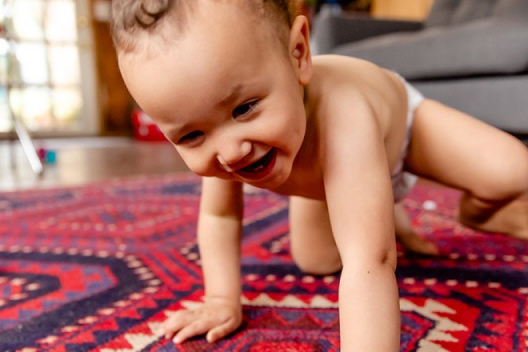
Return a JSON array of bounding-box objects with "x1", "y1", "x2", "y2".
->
[{"x1": 311, "y1": 12, "x2": 423, "y2": 54}]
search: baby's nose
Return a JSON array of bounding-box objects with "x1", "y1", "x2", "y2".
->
[{"x1": 217, "y1": 141, "x2": 252, "y2": 170}]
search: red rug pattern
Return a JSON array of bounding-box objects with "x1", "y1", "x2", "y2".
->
[{"x1": 1, "y1": 174, "x2": 527, "y2": 351}]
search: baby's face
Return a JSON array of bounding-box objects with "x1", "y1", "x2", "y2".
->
[{"x1": 119, "y1": 1, "x2": 310, "y2": 189}]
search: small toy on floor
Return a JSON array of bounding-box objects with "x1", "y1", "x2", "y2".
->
[{"x1": 37, "y1": 147, "x2": 57, "y2": 165}]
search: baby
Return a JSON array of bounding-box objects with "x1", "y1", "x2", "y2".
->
[{"x1": 111, "y1": 0, "x2": 528, "y2": 350}]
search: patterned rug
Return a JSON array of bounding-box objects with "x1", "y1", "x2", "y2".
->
[{"x1": 1, "y1": 174, "x2": 527, "y2": 352}]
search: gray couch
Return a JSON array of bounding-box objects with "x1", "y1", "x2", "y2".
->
[{"x1": 312, "y1": 0, "x2": 528, "y2": 133}]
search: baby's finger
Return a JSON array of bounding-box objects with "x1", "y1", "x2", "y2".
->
[
  {"x1": 206, "y1": 318, "x2": 237, "y2": 343},
  {"x1": 172, "y1": 319, "x2": 213, "y2": 344},
  {"x1": 160, "y1": 311, "x2": 194, "y2": 339}
]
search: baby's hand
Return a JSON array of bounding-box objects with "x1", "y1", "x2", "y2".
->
[{"x1": 159, "y1": 297, "x2": 242, "y2": 344}]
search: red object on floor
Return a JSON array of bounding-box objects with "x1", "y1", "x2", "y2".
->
[
  {"x1": 132, "y1": 109, "x2": 168, "y2": 142},
  {"x1": 1, "y1": 175, "x2": 527, "y2": 351}
]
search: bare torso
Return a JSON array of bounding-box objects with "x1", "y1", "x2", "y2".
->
[{"x1": 273, "y1": 55, "x2": 409, "y2": 200}]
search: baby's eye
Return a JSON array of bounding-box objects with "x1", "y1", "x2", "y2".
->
[
  {"x1": 232, "y1": 100, "x2": 258, "y2": 119},
  {"x1": 177, "y1": 131, "x2": 204, "y2": 145}
]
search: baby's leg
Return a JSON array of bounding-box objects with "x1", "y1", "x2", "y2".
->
[
  {"x1": 289, "y1": 196, "x2": 342, "y2": 275},
  {"x1": 406, "y1": 100, "x2": 528, "y2": 238},
  {"x1": 395, "y1": 203, "x2": 439, "y2": 255}
]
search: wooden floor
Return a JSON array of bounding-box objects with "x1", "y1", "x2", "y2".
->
[
  {"x1": 2, "y1": 135, "x2": 527, "y2": 193},
  {"x1": 0, "y1": 137, "x2": 190, "y2": 192}
]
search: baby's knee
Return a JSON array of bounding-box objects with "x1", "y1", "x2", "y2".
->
[
  {"x1": 474, "y1": 143, "x2": 528, "y2": 201},
  {"x1": 497, "y1": 148, "x2": 528, "y2": 198},
  {"x1": 292, "y1": 250, "x2": 342, "y2": 276}
]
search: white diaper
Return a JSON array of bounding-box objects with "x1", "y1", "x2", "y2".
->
[{"x1": 391, "y1": 74, "x2": 424, "y2": 202}]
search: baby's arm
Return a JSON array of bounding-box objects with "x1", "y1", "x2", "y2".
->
[
  {"x1": 322, "y1": 94, "x2": 400, "y2": 351},
  {"x1": 160, "y1": 177, "x2": 244, "y2": 344}
]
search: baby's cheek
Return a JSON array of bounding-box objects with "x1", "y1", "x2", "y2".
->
[
  {"x1": 184, "y1": 157, "x2": 215, "y2": 177},
  {"x1": 187, "y1": 162, "x2": 208, "y2": 176}
]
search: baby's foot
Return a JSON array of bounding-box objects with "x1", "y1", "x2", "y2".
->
[
  {"x1": 394, "y1": 203, "x2": 439, "y2": 256},
  {"x1": 461, "y1": 198, "x2": 528, "y2": 239},
  {"x1": 491, "y1": 199, "x2": 528, "y2": 239},
  {"x1": 397, "y1": 230, "x2": 439, "y2": 256}
]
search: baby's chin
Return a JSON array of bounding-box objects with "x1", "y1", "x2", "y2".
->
[
  {"x1": 193, "y1": 160, "x2": 293, "y2": 189},
  {"x1": 246, "y1": 166, "x2": 293, "y2": 191}
]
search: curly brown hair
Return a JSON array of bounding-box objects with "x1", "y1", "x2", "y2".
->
[{"x1": 111, "y1": 0, "x2": 299, "y2": 53}]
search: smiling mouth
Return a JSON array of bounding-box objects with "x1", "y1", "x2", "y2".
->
[{"x1": 236, "y1": 148, "x2": 276, "y2": 180}]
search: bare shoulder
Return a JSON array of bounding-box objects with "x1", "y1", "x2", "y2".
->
[
  {"x1": 312, "y1": 55, "x2": 386, "y2": 79},
  {"x1": 307, "y1": 57, "x2": 399, "y2": 212},
  {"x1": 311, "y1": 55, "x2": 405, "y2": 111},
  {"x1": 308, "y1": 55, "x2": 408, "y2": 149},
  {"x1": 308, "y1": 56, "x2": 381, "y2": 146}
]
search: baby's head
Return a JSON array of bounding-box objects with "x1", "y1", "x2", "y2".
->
[
  {"x1": 112, "y1": 0, "x2": 312, "y2": 189},
  {"x1": 112, "y1": 0, "x2": 298, "y2": 54}
]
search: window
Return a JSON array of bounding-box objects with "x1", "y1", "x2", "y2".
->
[{"x1": 0, "y1": 0, "x2": 98, "y2": 135}]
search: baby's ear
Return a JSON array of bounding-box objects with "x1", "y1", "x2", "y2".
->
[{"x1": 289, "y1": 15, "x2": 312, "y2": 86}]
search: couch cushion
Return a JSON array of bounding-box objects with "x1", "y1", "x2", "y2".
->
[
  {"x1": 450, "y1": 0, "x2": 497, "y2": 24},
  {"x1": 332, "y1": 19, "x2": 528, "y2": 80},
  {"x1": 492, "y1": 0, "x2": 528, "y2": 20},
  {"x1": 425, "y1": 0, "x2": 498, "y2": 27},
  {"x1": 425, "y1": 0, "x2": 461, "y2": 27}
]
